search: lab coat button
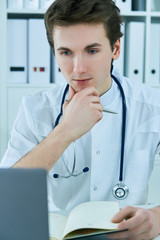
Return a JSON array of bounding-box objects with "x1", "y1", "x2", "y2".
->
[
  {"x1": 96, "y1": 151, "x2": 100, "y2": 155},
  {"x1": 94, "y1": 187, "x2": 97, "y2": 191}
]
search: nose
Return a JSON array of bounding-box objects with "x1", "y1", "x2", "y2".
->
[{"x1": 73, "y1": 55, "x2": 87, "y2": 74}]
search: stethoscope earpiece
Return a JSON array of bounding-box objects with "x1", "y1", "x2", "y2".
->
[{"x1": 83, "y1": 167, "x2": 89, "y2": 173}]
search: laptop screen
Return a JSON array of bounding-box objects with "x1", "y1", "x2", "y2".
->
[{"x1": 0, "y1": 168, "x2": 49, "y2": 240}]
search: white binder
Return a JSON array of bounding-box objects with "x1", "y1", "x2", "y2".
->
[
  {"x1": 151, "y1": 0, "x2": 160, "y2": 11},
  {"x1": 52, "y1": 54, "x2": 66, "y2": 84},
  {"x1": 7, "y1": 19, "x2": 27, "y2": 83},
  {"x1": 7, "y1": 0, "x2": 23, "y2": 9},
  {"x1": 125, "y1": 22, "x2": 145, "y2": 83},
  {"x1": 149, "y1": 23, "x2": 160, "y2": 85},
  {"x1": 40, "y1": 0, "x2": 54, "y2": 10},
  {"x1": 115, "y1": 0, "x2": 131, "y2": 13},
  {"x1": 28, "y1": 19, "x2": 50, "y2": 84},
  {"x1": 113, "y1": 23, "x2": 125, "y2": 75},
  {"x1": 24, "y1": 0, "x2": 39, "y2": 9}
]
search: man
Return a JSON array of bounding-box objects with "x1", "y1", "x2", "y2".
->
[{"x1": 1, "y1": 0, "x2": 160, "y2": 239}]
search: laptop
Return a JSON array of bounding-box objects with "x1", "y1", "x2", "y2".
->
[{"x1": 0, "y1": 168, "x2": 49, "y2": 240}]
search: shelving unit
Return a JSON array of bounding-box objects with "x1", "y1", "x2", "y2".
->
[{"x1": 0, "y1": 1, "x2": 160, "y2": 202}]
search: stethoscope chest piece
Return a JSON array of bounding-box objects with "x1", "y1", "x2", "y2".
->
[{"x1": 112, "y1": 182, "x2": 129, "y2": 200}]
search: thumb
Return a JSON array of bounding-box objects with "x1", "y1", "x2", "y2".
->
[{"x1": 111, "y1": 206, "x2": 135, "y2": 223}]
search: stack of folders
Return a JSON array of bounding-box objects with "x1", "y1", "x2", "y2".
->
[
  {"x1": 7, "y1": 0, "x2": 55, "y2": 10},
  {"x1": 125, "y1": 21, "x2": 160, "y2": 85},
  {"x1": 8, "y1": 19, "x2": 49, "y2": 84},
  {"x1": 7, "y1": 19, "x2": 66, "y2": 84}
]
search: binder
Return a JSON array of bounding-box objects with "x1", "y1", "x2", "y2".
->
[
  {"x1": 24, "y1": 0, "x2": 39, "y2": 9},
  {"x1": 28, "y1": 19, "x2": 50, "y2": 84},
  {"x1": 7, "y1": 19, "x2": 27, "y2": 83},
  {"x1": 115, "y1": 0, "x2": 131, "y2": 13},
  {"x1": 7, "y1": 0, "x2": 23, "y2": 9},
  {"x1": 40, "y1": 0, "x2": 54, "y2": 10},
  {"x1": 113, "y1": 23, "x2": 125, "y2": 75},
  {"x1": 151, "y1": 0, "x2": 160, "y2": 11},
  {"x1": 52, "y1": 54, "x2": 66, "y2": 84},
  {"x1": 149, "y1": 23, "x2": 160, "y2": 85},
  {"x1": 132, "y1": 0, "x2": 146, "y2": 11},
  {"x1": 125, "y1": 22, "x2": 145, "y2": 83}
]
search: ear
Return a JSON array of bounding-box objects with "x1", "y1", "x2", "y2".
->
[{"x1": 112, "y1": 38, "x2": 121, "y2": 60}]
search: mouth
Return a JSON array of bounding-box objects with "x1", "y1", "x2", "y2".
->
[{"x1": 73, "y1": 78, "x2": 92, "y2": 85}]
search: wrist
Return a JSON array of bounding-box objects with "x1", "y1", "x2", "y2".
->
[
  {"x1": 54, "y1": 121, "x2": 74, "y2": 144},
  {"x1": 150, "y1": 206, "x2": 160, "y2": 234}
]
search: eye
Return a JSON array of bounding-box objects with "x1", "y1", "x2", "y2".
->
[
  {"x1": 61, "y1": 51, "x2": 71, "y2": 56},
  {"x1": 88, "y1": 49, "x2": 98, "y2": 54}
]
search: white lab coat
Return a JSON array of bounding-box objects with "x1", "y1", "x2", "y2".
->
[{"x1": 1, "y1": 69, "x2": 160, "y2": 211}]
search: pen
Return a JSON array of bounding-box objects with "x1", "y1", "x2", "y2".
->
[
  {"x1": 103, "y1": 108, "x2": 117, "y2": 114},
  {"x1": 65, "y1": 100, "x2": 117, "y2": 114}
]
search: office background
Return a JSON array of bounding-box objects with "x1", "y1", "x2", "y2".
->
[{"x1": 0, "y1": 0, "x2": 160, "y2": 203}]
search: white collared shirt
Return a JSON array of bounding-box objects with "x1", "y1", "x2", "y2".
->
[{"x1": 1, "y1": 69, "x2": 160, "y2": 211}]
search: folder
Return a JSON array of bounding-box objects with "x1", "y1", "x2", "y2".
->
[
  {"x1": 151, "y1": 0, "x2": 160, "y2": 11},
  {"x1": 132, "y1": 0, "x2": 146, "y2": 11},
  {"x1": 24, "y1": 0, "x2": 39, "y2": 9},
  {"x1": 7, "y1": 19, "x2": 27, "y2": 83},
  {"x1": 125, "y1": 21, "x2": 145, "y2": 83},
  {"x1": 28, "y1": 19, "x2": 50, "y2": 84},
  {"x1": 115, "y1": 0, "x2": 131, "y2": 13},
  {"x1": 52, "y1": 54, "x2": 66, "y2": 84},
  {"x1": 7, "y1": 0, "x2": 23, "y2": 9},
  {"x1": 149, "y1": 23, "x2": 160, "y2": 85},
  {"x1": 40, "y1": 0, "x2": 54, "y2": 10},
  {"x1": 113, "y1": 23, "x2": 125, "y2": 75}
]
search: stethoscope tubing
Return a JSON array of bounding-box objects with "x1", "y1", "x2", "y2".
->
[
  {"x1": 111, "y1": 72, "x2": 126, "y2": 182},
  {"x1": 54, "y1": 84, "x2": 69, "y2": 127},
  {"x1": 54, "y1": 67, "x2": 127, "y2": 187}
]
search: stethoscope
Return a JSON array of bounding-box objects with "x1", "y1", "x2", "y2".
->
[{"x1": 53, "y1": 65, "x2": 129, "y2": 200}]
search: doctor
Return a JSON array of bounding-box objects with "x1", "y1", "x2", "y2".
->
[{"x1": 1, "y1": 0, "x2": 160, "y2": 239}]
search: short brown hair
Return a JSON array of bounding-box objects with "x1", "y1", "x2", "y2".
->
[{"x1": 44, "y1": 0, "x2": 123, "y2": 51}]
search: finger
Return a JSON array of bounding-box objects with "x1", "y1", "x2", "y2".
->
[
  {"x1": 89, "y1": 95, "x2": 101, "y2": 104},
  {"x1": 118, "y1": 210, "x2": 145, "y2": 232},
  {"x1": 67, "y1": 86, "x2": 76, "y2": 101},
  {"x1": 63, "y1": 86, "x2": 76, "y2": 111},
  {"x1": 80, "y1": 86, "x2": 99, "y2": 97},
  {"x1": 92, "y1": 103, "x2": 103, "y2": 112},
  {"x1": 112, "y1": 206, "x2": 136, "y2": 223}
]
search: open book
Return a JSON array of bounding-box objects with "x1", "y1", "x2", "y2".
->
[{"x1": 49, "y1": 201, "x2": 121, "y2": 240}]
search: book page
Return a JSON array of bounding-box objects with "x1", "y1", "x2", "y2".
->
[
  {"x1": 49, "y1": 213, "x2": 68, "y2": 240},
  {"x1": 63, "y1": 201, "x2": 119, "y2": 238}
]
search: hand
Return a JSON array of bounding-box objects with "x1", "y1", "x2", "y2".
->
[
  {"x1": 107, "y1": 206, "x2": 160, "y2": 240},
  {"x1": 61, "y1": 85, "x2": 103, "y2": 141}
]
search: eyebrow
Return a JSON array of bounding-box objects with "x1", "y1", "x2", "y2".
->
[
  {"x1": 84, "y1": 43, "x2": 102, "y2": 50},
  {"x1": 57, "y1": 43, "x2": 102, "y2": 52}
]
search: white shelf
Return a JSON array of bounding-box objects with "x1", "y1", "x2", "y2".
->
[
  {"x1": 122, "y1": 11, "x2": 147, "y2": 17},
  {"x1": 7, "y1": 9, "x2": 45, "y2": 14},
  {"x1": 7, "y1": 83, "x2": 54, "y2": 88},
  {"x1": 150, "y1": 12, "x2": 160, "y2": 17}
]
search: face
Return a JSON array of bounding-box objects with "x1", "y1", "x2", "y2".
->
[{"x1": 53, "y1": 23, "x2": 120, "y2": 95}]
